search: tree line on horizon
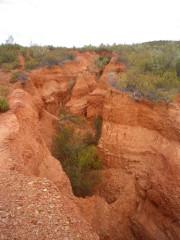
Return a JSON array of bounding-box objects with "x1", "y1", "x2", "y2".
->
[{"x1": 0, "y1": 36, "x2": 180, "y2": 102}]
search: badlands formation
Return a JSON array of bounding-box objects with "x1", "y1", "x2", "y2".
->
[{"x1": 0, "y1": 51, "x2": 179, "y2": 240}]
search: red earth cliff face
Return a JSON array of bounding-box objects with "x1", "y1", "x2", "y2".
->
[
  {"x1": 93, "y1": 91, "x2": 180, "y2": 239},
  {"x1": 0, "y1": 51, "x2": 179, "y2": 240},
  {"x1": 0, "y1": 87, "x2": 99, "y2": 239},
  {"x1": 65, "y1": 54, "x2": 180, "y2": 240}
]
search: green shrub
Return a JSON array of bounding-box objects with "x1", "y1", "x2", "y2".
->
[
  {"x1": 59, "y1": 109, "x2": 85, "y2": 125},
  {"x1": 83, "y1": 132, "x2": 97, "y2": 145},
  {"x1": 10, "y1": 72, "x2": 20, "y2": 83},
  {"x1": 65, "y1": 53, "x2": 75, "y2": 61},
  {"x1": 0, "y1": 98, "x2": 9, "y2": 113},
  {"x1": 41, "y1": 52, "x2": 61, "y2": 67},
  {"x1": 24, "y1": 46, "x2": 75, "y2": 69},
  {"x1": 53, "y1": 126, "x2": 101, "y2": 197},
  {"x1": 82, "y1": 116, "x2": 103, "y2": 146},
  {"x1": 105, "y1": 42, "x2": 180, "y2": 102},
  {"x1": 115, "y1": 70, "x2": 180, "y2": 102},
  {"x1": 0, "y1": 44, "x2": 21, "y2": 71},
  {"x1": 95, "y1": 56, "x2": 110, "y2": 70},
  {"x1": 69, "y1": 145, "x2": 101, "y2": 196},
  {"x1": 1, "y1": 61, "x2": 20, "y2": 71},
  {"x1": 25, "y1": 59, "x2": 39, "y2": 70},
  {"x1": 40, "y1": 50, "x2": 75, "y2": 67},
  {"x1": 94, "y1": 116, "x2": 103, "y2": 143},
  {"x1": 0, "y1": 86, "x2": 9, "y2": 113},
  {"x1": 0, "y1": 46, "x2": 17, "y2": 64}
]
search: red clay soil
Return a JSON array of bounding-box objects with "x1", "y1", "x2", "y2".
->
[{"x1": 0, "y1": 51, "x2": 179, "y2": 240}]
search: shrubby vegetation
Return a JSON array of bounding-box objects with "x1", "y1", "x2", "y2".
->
[
  {"x1": 0, "y1": 85, "x2": 9, "y2": 113},
  {"x1": 77, "y1": 43, "x2": 112, "y2": 53},
  {"x1": 109, "y1": 41, "x2": 180, "y2": 102},
  {"x1": 1, "y1": 40, "x2": 180, "y2": 101},
  {"x1": 95, "y1": 56, "x2": 111, "y2": 70},
  {"x1": 94, "y1": 116, "x2": 103, "y2": 143},
  {"x1": 0, "y1": 43, "x2": 75, "y2": 71},
  {"x1": 59, "y1": 109, "x2": 85, "y2": 125},
  {"x1": 23, "y1": 46, "x2": 75, "y2": 70},
  {"x1": 53, "y1": 125, "x2": 102, "y2": 197},
  {"x1": 76, "y1": 41, "x2": 180, "y2": 102},
  {"x1": 53, "y1": 111, "x2": 102, "y2": 197},
  {"x1": 115, "y1": 70, "x2": 180, "y2": 102},
  {"x1": 0, "y1": 44, "x2": 20, "y2": 71},
  {"x1": 83, "y1": 116, "x2": 103, "y2": 145},
  {"x1": 0, "y1": 98, "x2": 9, "y2": 112}
]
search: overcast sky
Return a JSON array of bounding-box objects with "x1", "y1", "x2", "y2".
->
[{"x1": 0, "y1": 0, "x2": 179, "y2": 47}]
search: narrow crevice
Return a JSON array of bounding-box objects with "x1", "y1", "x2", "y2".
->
[{"x1": 51, "y1": 112, "x2": 103, "y2": 198}]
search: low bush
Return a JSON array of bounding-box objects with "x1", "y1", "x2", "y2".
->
[
  {"x1": 0, "y1": 44, "x2": 21, "y2": 71},
  {"x1": 95, "y1": 56, "x2": 110, "y2": 70},
  {"x1": 83, "y1": 132, "x2": 97, "y2": 145},
  {"x1": 10, "y1": 72, "x2": 21, "y2": 83},
  {"x1": 1, "y1": 61, "x2": 20, "y2": 71},
  {"x1": 24, "y1": 46, "x2": 75, "y2": 69},
  {"x1": 40, "y1": 51, "x2": 75, "y2": 67},
  {"x1": 83, "y1": 116, "x2": 103, "y2": 145},
  {"x1": 115, "y1": 70, "x2": 180, "y2": 102},
  {"x1": 59, "y1": 109, "x2": 85, "y2": 125},
  {"x1": 25, "y1": 59, "x2": 39, "y2": 70},
  {"x1": 53, "y1": 126, "x2": 102, "y2": 197},
  {"x1": 0, "y1": 98, "x2": 9, "y2": 113},
  {"x1": 94, "y1": 116, "x2": 103, "y2": 143},
  {"x1": 0, "y1": 45, "x2": 17, "y2": 64}
]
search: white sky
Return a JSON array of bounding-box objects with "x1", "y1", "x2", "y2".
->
[{"x1": 0, "y1": 0, "x2": 180, "y2": 47}]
